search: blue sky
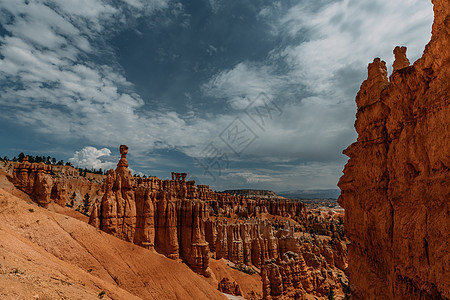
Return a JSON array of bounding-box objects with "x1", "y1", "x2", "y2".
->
[{"x1": 0, "y1": 0, "x2": 433, "y2": 191}]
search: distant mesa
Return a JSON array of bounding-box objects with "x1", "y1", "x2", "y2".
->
[
  {"x1": 222, "y1": 189, "x2": 285, "y2": 200},
  {"x1": 279, "y1": 189, "x2": 341, "y2": 200},
  {"x1": 223, "y1": 189, "x2": 342, "y2": 200}
]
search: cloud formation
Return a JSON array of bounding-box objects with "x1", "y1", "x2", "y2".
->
[
  {"x1": 0, "y1": 0, "x2": 434, "y2": 191},
  {"x1": 199, "y1": 0, "x2": 433, "y2": 178},
  {"x1": 69, "y1": 146, "x2": 116, "y2": 170},
  {"x1": 0, "y1": 0, "x2": 214, "y2": 153}
]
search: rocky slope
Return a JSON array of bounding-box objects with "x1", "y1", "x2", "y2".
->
[
  {"x1": 338, "y1": 0, "x2": 449, "y2": 299},
  {"x1": 0, "y1": 187, "x2": 227, "y2": 299}
]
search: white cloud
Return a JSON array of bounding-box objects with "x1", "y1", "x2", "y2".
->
[
  {"x1": 202, "y1": 63, "x2": 284, "y2": 110},
  {"x1": 208, "y1": 0, "x2": 223, "y2": 13},
  {"x1": 196, "y1": 0, "x2": 433, "y2": 189},
  {"x1": 278, "y1": 0, "x2": 433, "y2": 84},
  {"x1": 0, "y1": 0, "x2": 213, "y2": 155},
  {"x1": 222, "y1": 172, "x2": 280, "y2": 184},
  {"x1": 69, "y1": 146, "x2": 116, "y2": 170},
  {"x1": 202, "y1": 0, "x2": 433, "y2": 159}
]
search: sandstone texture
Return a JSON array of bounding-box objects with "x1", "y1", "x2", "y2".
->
[
  {"x1": 338, "y1": 0, "x2": 449, "y2": 299},
  {"x1": 218, "y1": 277, "x2": 243, "y2": 296},
  {"x1": 261, "y1": 232, "x2": 347, "y2": 300},
  {"x1": 262, "y1": 251, "x2": 311, "y2": 300},
  {"x1": 12, "y1": 157, "x2": 54, "y2": 207}
]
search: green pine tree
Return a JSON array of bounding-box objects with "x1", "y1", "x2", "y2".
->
[{"x1": 82, "y1": 193, "x2": 91, "y2": 215}]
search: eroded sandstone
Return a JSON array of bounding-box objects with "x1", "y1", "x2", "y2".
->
[{"x1": 338, "y1": 0, "x2": 449, "y2": 298}]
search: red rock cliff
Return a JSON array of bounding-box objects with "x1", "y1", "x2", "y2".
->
[{"x1": 338, "y1": 0, "x2": 449, "y2": 298}]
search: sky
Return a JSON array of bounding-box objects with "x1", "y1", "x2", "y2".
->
[{"x1": 0, "y1": 0, "x2": 433, "y2": 192}]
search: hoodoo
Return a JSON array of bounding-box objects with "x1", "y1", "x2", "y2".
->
[{"x1": 338, "y1": 0, "x2": 450, "y2": 298}]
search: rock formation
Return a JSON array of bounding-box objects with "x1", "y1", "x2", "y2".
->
[
  {"x1": 12, "y1": 157, "x2": 54, "y2": 207},
  {"x1": 261, "y1": 232, "x2": 347, "y2": 300},
  {"x1": 86, "y1": 145, "x2": 349, "y2": 299},
  {"x1": 261, "y1": 252, "x2": 313, "y2": 300},
  {"x1": 208, "y1": 219, "x2": 282, "y2": 268},
  {"x1": 11, "y1": 157, "x2": 104, "y2": 210},
  {"x1": 218, "y1": 277, "x2": 243, "y2": 296},
  {"x1": 89, "y1": 146, "x2": 309, "y2": 277},
  {"x1": 338, "y1": 0, "x2": 449, "y2": 298}
]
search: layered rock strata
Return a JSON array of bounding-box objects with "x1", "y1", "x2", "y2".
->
[{"x1": 338, "y1": 0, "x2": 449, "y2": 298}]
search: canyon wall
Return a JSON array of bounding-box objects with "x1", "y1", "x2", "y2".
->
[{"x1": 338, "y1": 0, "x2": 449, "y2": 299}]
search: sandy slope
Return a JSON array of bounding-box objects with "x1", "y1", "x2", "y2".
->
[
  {"x1": 208, "y1": 259, "x2": 262, "y2": 299},
  {"x1": 0, "y1": 187, "x2": 226, "y2": 299}
]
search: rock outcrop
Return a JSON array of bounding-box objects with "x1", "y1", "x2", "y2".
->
[
  {"x1": 12, "y1": 157, "x2": 54, "y2": 207},
  {"x1": 11, "y1": 157, "x2": 104, "y2": 210},
  {"x1": 338, "y1": 0, "x2": 449, "y2": 299},
  {"x1": 261, "y1": 252, "x2": 312, "y2": 300},
  {"x1": 218, "y1": 277, "x2": 243, "y2": 296}
]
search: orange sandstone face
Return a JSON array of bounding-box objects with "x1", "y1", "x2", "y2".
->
[{"x1": 120, "y1": 145, "x2": 128, "y2": 155}]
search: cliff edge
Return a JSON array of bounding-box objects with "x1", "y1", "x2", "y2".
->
[{"x1": 338, "y1": 0, "x2": 449, "y2": 299}]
